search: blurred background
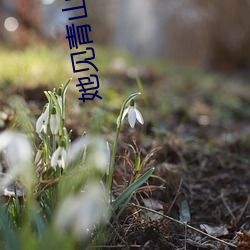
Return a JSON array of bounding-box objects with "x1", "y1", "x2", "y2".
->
[{"x1": 1, "y1": 0, "x2": 250, "y2": 72}]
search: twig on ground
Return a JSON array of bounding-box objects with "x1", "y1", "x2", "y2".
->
[
  {"x1": 130, "y1": 203, "x2": 238, "y2": 249},
  {"x1": 221, "y1": 190, "x2": 236, "y2": 221},
  {"x1": 166, "y1": 178, "x2": 183, "y2": 215},
  {"x1": 89, "y1": 245, "x2": 141, "y2": 248}
]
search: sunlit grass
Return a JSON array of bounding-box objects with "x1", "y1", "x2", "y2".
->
[
  {"x1": 0, "y1": 46, "x2": 71, "y2": 87},
  {"x1": 0, "y1": 44, "x2": 209, "y2": 88}
]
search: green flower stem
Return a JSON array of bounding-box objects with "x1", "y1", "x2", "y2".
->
[
  {"x1": 45, "y1": 96, "x2": 53, "y2": 164},
  {"x1": 61, "y1": 78, "x2": 71, "y2": 127},
  {"x1": 48, "y1": 79, "x2": 71, "y2": 137},
  {"x1": 106, "y1": 92, "x2": 141, "y2": 196},
  {"x1": 52, "y1": 134, "x2": 56, "y2": 152}
]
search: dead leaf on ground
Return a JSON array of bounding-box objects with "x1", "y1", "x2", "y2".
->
[
  {"x1": 200, "y1": 224, "x2": 229, "y2": 237},
  {"x1": 237, "y1": 231, "x2": 250, "y2": 248}
]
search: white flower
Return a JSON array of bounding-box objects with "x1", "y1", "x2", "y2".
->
[
  {"x1": 51, "y1": 145, "x2": 67, "y2": 169},
  {"x1": 50, "y1": 106, "x2": 59, "y2": 135},
  {"x1": 68, "y1": 136, "x2": 110, "y2": 173},
  {"x1": 36, "y1": 104, "x2": 49, "y2": 133},
  {"x1": 0, "y1": 130, "x2": 33, "y2": 190},
  {"x1": 88, "y1": 137, "x2": 110, "y2": 173},
  {"x1": 120, "y1": 100, "x2": 144, "y2": 128},
  {"x1": 54, "y1": 182, "x2": 109, "y2": 240}
]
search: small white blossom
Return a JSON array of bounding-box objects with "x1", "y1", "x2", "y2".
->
[
  {"x1": 36, "y1": 104, "x2": 49, "y2": 133},
  {"x1": 0, "y1": 130, "x2": 33, "y2": 190},
  {"x1": 120, "y1": 100, "x2": 144, "y2": 128},
  {"x1": 50, "y1": 106, "x2": 59, "y2": 135},
  {"x1": 68, "y1": 136, "x2": 110, "y2": 173},
  {"x1": 51, "y1": 145, "x2": 67, "y2": 169},
  {"x1": 54, "y1": 182, "x2": 109, "y2": 240}
]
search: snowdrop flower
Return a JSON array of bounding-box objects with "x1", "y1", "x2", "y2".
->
[
  {"x1": 67, "y1": 135, "x2": 110, "y2": 173},
  {"x1": 54, "y1": 182, "x2": 109, "y2": 240},
  {"x1": 36, "y1": 103, "x2": 50, "y2": 133},
  {"x1": 50, "y1": 106, "x2": 59, "y2": 135},
  {"x1": 51, "y1": 143, "x2": 67, "y2": 169},
  {"x1": 0, "y1": 130, "x2": 33, "y2": 190},
  {"x1": 87, "y1": 137, "x2": 110, "y2": 173},
  {"x1": 121, "y1": 99, "x2": 144, "y2": 128}
]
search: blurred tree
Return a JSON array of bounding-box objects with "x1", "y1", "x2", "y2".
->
[
  {"x1": 0, "y1": 0, "x2": 42, "y2": 47},
  {"x1": 203, "y1": 0, "x2": 250, "y2": 71}
]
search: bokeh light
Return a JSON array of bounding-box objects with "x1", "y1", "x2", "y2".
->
[
  {"x1": 4, "y1": 17, "x2": 19, "y2": 32},
  {"x1": 41, "y1": 0, "x2": 55, "y2": 5}
]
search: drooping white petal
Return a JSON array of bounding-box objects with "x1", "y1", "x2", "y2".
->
[
  {"x1": 36, "y1": 104, "x2": 50, "y2": 134},
  {"x1": 116, "y1": 107, "x2": 129, "y2": 125},
  {"x1": 128, "y1": 107, "x2": 136, "y2": 128},
  {"x1": 44, "y1": 103, "x2": 50, "y2": 118},
  {"x1": 67, "y1": 136, "x2": 109, "y2": 172},
  {"x1": 59, "y1": 148, "x2": 67, "y2": 169},
  {"x1": 121, "y1": 107, "x2": 129, "y2": 121},
  {"x1": 55, "y1": 182, "x2": 109, "y2": 240},
  {"x1": 36, "y1": 113, "x2": 45, "y2": 133},
  {"x1": 50, "y1": 114, "x2": 59, "y2": 135},
  {"x1": 5, "y1": 133, "x2": 32, "y2": 171},
  {"x1": 135, "y1": 109, "x2": 144, "y2": 125},
  {"x1": 67, "y1": 137, "x2": 87, "y2": 163},
  {"x1": 0, "y1": 130, "x2": 14, "y2": 151},
  {"x1": 57, "y1": 158, "x2": 65, "y2": 169},
  {"x1": 92, "y1": 138, "x2": 110, "y2": 173},
  {"x1": 41, "y1": 121, "x2": 48, "y2": 133},
  {"x1": 51, "y1": 147, "x2": 67, "y2": 169},
  {"x1": 51, "y1": 147, "x2": 61, "y2": 168},
  {"x1": 0, "y1": 130, "x2": 33, "y2": 190}
]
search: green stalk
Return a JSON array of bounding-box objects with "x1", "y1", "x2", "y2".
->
[
  {"x1": 43, "y1": 93, "x2": 53, "y2": 164},
  {"x1": 61, "y1": 78, "x2": 71, "y2": 127},
  {"x1": 106, "y1": 92, "x2": 141, "y2": 196},
  {"x1": 52, "y1": 134, "x2": 56, "y2": 152}
]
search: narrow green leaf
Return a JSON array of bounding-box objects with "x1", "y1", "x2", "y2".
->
[
  {"x1": 112, "y1": 167, "x2": 154, "y2": 211},
  {"x1": 32, "y1": 210, "x2": 45, "y2": 237},
  {"x1": 135, "y1": 152, "x2": 141, "y2": 172},
  {"x1": 179, "y1": 199, "x2": 191, "y2": 222},
  {"x1": 0, "y1": 208, "x2": 21, "y2": 250},
  {"x1": 112, "y1": 193, "x2": 133, "y2": 225},
  {"x1": 62, "y1": 78, "x2": 71, "y2": 98}
]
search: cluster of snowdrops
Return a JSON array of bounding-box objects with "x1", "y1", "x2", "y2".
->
[{"x1": 0, "y1": 79, "x2": 153, "y2": 249}]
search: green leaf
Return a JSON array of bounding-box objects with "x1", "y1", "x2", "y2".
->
[
  {"x1": 112, "y1": 193, "x2": 133, "y2": 225},
  {"x1": 179, "y1": 199, "x2": 191, "y2": 222},
  {"x1": 0, "y1": 208, "x2": 21, "y2": 250},
  {"x1": 112, "y1": 167, "x2": 154, "y2": 211}
]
